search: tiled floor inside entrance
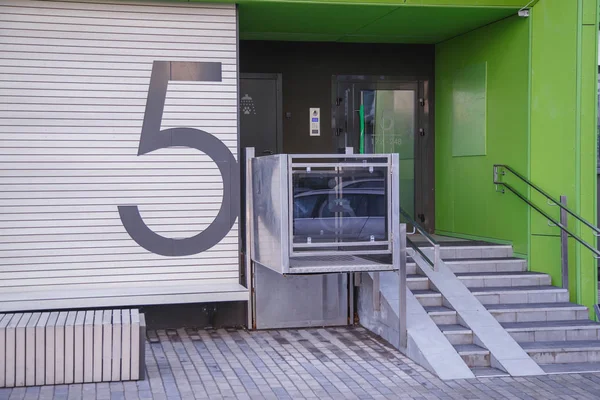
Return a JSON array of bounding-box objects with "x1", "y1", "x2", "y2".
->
[{"x1": 3, "y1": 327, "x2": 600, "y2": 400}]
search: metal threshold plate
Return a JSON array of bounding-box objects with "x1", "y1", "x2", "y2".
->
[{"x1": 288, "y1": 255, "x2": 396, "y2": 274}]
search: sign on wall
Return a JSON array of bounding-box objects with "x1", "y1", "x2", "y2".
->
[{"x1": 119, "y1": 61, "x2": 238, "y2": 257}]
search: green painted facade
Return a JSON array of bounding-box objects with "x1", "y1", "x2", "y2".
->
[
  {"x1": 434, "y1": 15, "x2": 530, "y2": 257},
  {"x1": 187, "y1": 0, "x2": 600, "y2": 311},
  {"x1": 435, "y1": 0, "x2": 599, "y2": 314},
  {"x1": 528, "y1": 0, "x2": 599, "y2": 313}
]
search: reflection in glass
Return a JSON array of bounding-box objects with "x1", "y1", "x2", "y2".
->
[{"x1": 292, "y1": 166, "x2": 388, "y2": 244}]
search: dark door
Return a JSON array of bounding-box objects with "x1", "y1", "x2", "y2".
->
[
  {"x1": 239, "y1": 74, "x2": 282, "y2": 252},
  {"x1": 333, "y1": 77, "x2": 434, "y2": 233},
  {"x1": 240, "y1": 74, "x2": 282, "y2": 156}
]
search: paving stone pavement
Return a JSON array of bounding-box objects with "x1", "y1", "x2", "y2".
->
[{"x1": 2, "y1": 326, "x2": 600, "y2": 399}]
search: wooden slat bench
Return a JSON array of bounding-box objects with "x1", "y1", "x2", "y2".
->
[{"x1": 0, "y1": 309, "x2": 145, "y2": 388}]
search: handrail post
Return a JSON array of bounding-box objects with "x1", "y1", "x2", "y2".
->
[
  {"x1": 433, "y1": 244, "x2": 441, "y2": 272},
  {"x1": 560, "y1": 195, "x2": 569, "y2": 290},
  {"x1": 245, "y1": 147, "x2": 255, "y2": 330},
  {"x1": 399, "y1": 223, "x2": 407, "y2": 349}
]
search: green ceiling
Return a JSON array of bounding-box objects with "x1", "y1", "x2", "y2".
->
[
  {"x1": 188, "y1": 0, "x2": 527, "y2": 43},
  {"x1": 237, "y1": 3, "x2": 520, "y2": 43}
]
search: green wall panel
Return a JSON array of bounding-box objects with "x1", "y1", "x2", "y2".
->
[
  {"x1": 583, "y1": 0, "x2": 597, "y2": 24},
  {"x1": 451, "y1": 62, "x2": 487, "y2": 157},
  {"x1": 530, "y1": 236, "x2": 579, "y2": 296},
  {"x1": 529, "y1": 235, "x2": 561, "y2": 286},
  {"x1": 529, "y1": 0, "x2": 598, "y2": 312},
  {"x1": 530, "y1": 0, "x2": 578, "y2": 237},
  {"x1": 435, "y1": 16, "x2": 530, "y2": 256},
  {"x1": 578, "y1": 23, "x2": 599, "y2": 310}
]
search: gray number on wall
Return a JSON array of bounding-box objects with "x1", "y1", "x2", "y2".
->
[{"x1": 118, "y1": 61, "x2": 239, "y2": 256}]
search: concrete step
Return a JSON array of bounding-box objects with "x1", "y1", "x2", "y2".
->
[
  {"x1": 438, "y1": 324, "x2": 473, "y2": 345},
  {"x1": 470, "y1": 367, "x2": 510, "y2": 377},
  {"x1": 502, "y1": 320, "x2": 600, "y2": 342},
  {"x1": 521, "y1": 341, "x2": 600, "y2": 364},
  {"x1": 407, "y1": 262, "x2": 417, "y2": 275},
  {"x1": 444, "y1": 257, "x2": 527, "y2": 274},
  {"x1": 411, "y1": 289, "x2": 442, "y2": 307},
  {"x1": 470, "y1": 286, "x2": 569, "y2": 305},
  {"x1": 423, "y1": 306, "x2": 457, "y2": 325},
  {"x1": 454, "y1": 344, "x2": 490, "y2": 367},
  {"x1": 437, "y1": 245, "x2": 513, "y2": 260},
  {"x1": 486, "y1": 303, "x2": 590, "y2": 323},
  {"x1": 541, "y1": 362, "x2": 600, "y2": 374},
  {"x1": 455, "y1": 271, "x2": 551, "y2": 288},
  {"x1": 406, "y1": 274, "x2": 429, "y2": 291}
]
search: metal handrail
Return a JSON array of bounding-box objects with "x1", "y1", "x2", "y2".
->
[
  {"x1": 400, "y1": 207, "x2": 437, "y2": 246},
  {"x1": 495, "y1": 180, "x2": 600, "y2": 259},
  {"x1": 400, "y1": 207, "x2": 441, "y2": 271},
  {"x1": 406, "y1": 237, "x2": 434, "y2": 268},
  {"x1": 494, "y1": 164, "x2": 600, "y2": 236},
  {"x1": 494, "y1": 164, "x2": 600, "y2": 292}
]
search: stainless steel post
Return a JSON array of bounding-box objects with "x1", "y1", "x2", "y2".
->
[
  {"x1": 245, "y1": 147, "x2": 255, "y2": 329},
  {"x1": 345, "y1": 146, "x2": 355, "y2": 323},
  {"x1": 433, "y1": 244, "x2": 441, "y2": 272},
  {"x1": 560, "y1": 195, "x2": 569, "y2": 290},
  {"x1": 399, "y1": 223, "x2": 407, "y2": 349},
  {"x1": 390, "y1": 154, "x2": 406, "y2": 348}
]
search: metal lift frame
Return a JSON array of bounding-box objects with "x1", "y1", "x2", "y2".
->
[{"x1": 245, "y1": 148, "x2": 407, "y2": 347}]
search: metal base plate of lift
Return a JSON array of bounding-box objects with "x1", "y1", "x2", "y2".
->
[{"x1": 287, "y1": 255, "x2": 396, "y2": 274}]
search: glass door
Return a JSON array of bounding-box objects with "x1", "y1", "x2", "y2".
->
[
  {"x1": 333, "y1": 77, "x2": 433, "y2": 232},
  {"x1": 360, "y1": 89, "x2": 416, "y2": 220}
]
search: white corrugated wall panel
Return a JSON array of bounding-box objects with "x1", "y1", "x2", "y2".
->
[{"x1": 0, "y1": 0, "x2": 246, "y2": 311}]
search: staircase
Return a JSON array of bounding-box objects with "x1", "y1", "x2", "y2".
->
[
  {"x1": 414, "y1": 242, "x2": 600, "y2": 375},
  {"x1": 407, "y1": 254, "x2": 505, "y2": 377},
  {"x1": 359, "y1": 240, "x2": 600, "y2": 378}
]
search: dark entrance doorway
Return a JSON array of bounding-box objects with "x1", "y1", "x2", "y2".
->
[
  {"x1": 239, "y1": 73, "x2": 282, "y2": 263},
  {"x1": 333, "y1": 76, "x2": 434, "y2": 233}
]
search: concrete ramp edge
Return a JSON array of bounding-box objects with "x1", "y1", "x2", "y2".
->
[
  {"x1": 417, "y1": 250, "x2": 545, "y2": 377},
  {"x1": 358, "y1": 272, "x2": 475, "y2": 380}
]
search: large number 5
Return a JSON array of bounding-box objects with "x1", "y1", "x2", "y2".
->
[{"x1": 118, "y1": 61, "x2": 238, "y2": 257}]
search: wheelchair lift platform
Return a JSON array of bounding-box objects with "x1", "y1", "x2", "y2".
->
[
  {"x1": 245, "y1": 150, "x2": 407, "y2": 346},
  {"x1": 248, "y1": 152, "x2": 405, "y2": 275}
]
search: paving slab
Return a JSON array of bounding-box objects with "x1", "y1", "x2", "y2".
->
[{"x1": 4, "y1": 326, "x2": 600, "y2": 398}]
